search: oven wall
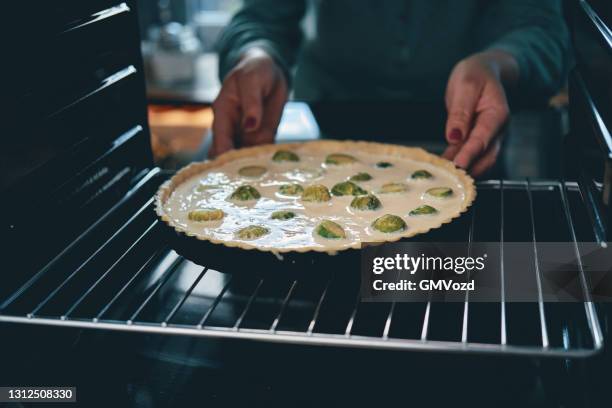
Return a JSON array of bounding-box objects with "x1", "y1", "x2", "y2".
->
[{"x1": 2, "y1": 0, "x2": 154, "y2": 288}]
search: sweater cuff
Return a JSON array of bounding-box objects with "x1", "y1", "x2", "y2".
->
[{"x1": 485, "y1": 40, "x2": 530, "y2": 90}]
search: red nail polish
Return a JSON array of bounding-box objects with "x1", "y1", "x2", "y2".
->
[
  {"x1": 448, "y1": 128, "x2": 462, "y2": 142},
  {"x1": 244, "y1": 117, "x2": 256, "y2": 130}
]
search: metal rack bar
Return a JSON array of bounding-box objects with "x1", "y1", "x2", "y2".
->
[
  {"x1": 162, "y1": 267, "x2": 208, "y2": 327},
  {"x1": 382, "y1": 302, "x2": 396, "y2": 340},
  {"x1": 49, "y1": 65, "x2": 137, "y2": 119},
  {"x1": 65, "y1": 2, "x2": 131, "y2": 33},
  {"x1": 62, "y1": 221, "x2": 159, "y2": 320},
  {"x1": 526, "y1": 179, "x2": 550, "y2": 348},
  {"x1": 307, "y1": 273, "x2": 334, "y2": 335},
  {"x1": 344, "y1": 291, "x2": 361, "y2": 337},
  {"x1": 270, "y1": 280, "x2": 298, "y2": 333},
  {"x1": 27, "y1": 199, "x2": 156, "y2": 318},
  {"x1": 197, "y1": 276, "x2": 234, "y2": 328},
  {"x1": 461, "y1": 205, "x2": 477, "y2": 343},
  {"x1": 127, "y1": 255, "x2": 183, "y2": 324},
  {"x1": 500, "y1": 179, "x2": 507, "y2": 345},
  {"x1": 420, "y1": 252, "x2": 441, "y2": 341},
  {"x1": 233, "y1": 278, "x2": 264, "y2": 330},
  {"x1": 576, "y1": 174, "x2": 607, "y2": 245},
  {"x1": 0, "y1": 169, "x2": 160, "y2": 311},
  {"x1": 94, "y1": 246, "x2": 168, "y2": 321},
  {"x1": 383, "y1": 269, "x2": 402, "y2": 339},
  {"x1": 0, "y1": 313, "x2": 600, "y2": 358},
  {"x1": 420, "y1": 302, "x2": 431, "y2": 341},
  {"x1": 559, "y1": 181, "x2": 604, "y2": 349}
]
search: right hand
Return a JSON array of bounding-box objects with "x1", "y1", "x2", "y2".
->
[{"x1": 210, "y1": 48, "x2": 288, "y2": 157}]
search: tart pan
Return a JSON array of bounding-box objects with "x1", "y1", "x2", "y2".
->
[
  {"x1": 158, "y1": 219, "x2": 359, "y2": 276},
  {"x1": 155, "y1": 140, "x2": 476, "y2": 274}
]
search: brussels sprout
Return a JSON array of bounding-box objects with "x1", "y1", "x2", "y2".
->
[
  {"x1": 325, "y1": 153, "x2": 357, "y2": 165},
  {"x1": 350, "y1": 172, "x2": 372, "y2": 182},
  {"x1": 376, "y1": 161, "x2": 393, "y2": 168},
  {"x1": 426, "y1": 187, "x2": 454, "y2": 198},
  {"x1": 378, "y1": 182, "x2": 408, "y2": 194},
  {"x1": 187, "y1": 208, "x2": 225, "y2": 221},
  {"x1": 316, "y1": 220, "x2": 346, "y2": 239},
  {"x1": 238, "y1": 165, "x2": 267, "y2": 178},
  {"x1": 372, "y1": 214, "x2": 407, "y2": 233},
  {"x1": 411, "y1": 169, "x2": 433, "y2": 179},
  {"x1": 271, "y1": 210, "x2": 296, "y2": 220},
  {"x1": 331, "y1": 181, "x2": 368, "y2": 196},
  {"x1": 409, "y1": 205, "x2": 438, "y2": 216},
  {"x1": 301, "y1": 184, "x2": 332, "y2": 202},
  {"x1": 278, "y1": 183, "x2": 304, "y2": 196},
  {"x1": 350, "y1": 194, "x2": 382, "y2": 211},
  {"x1": 229, "y1": 185, "x2": 261, "y2": 201},
  {"x1": 236, "y1": 225, "x2": 270, "y2": 240},
  {"x1": 272, "y1": 149, "x2": 300, "y2": 162},
  {"x1": 195, "y1": 184, "x2": 219, "y2": 192}
]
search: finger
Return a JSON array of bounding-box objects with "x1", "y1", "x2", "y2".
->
[
  {"x1": 470, "y1": 139, "x2": 501, "y2": 177},
  {"x1": 262, "y1": 78, "x2": 288, "y2": 131},
  {"x1": 241, "y1": 78, "x2": 288, "y2": 147},
  {"x1": 453, "y1": 107, "x2": 506, "y2": 169},
  {"x1": 211, "y1": 96, "x2": 239, "y2": 157},
  {"x1": 445, "y1": 82, "x2": 481, "y2": 145},
  {"x1": 442, "y1": 143, "x2": 462, "y2": 161},
  {"x1": 238, "y1": 75, "x2": 264, "y2": 132},
  {"x1": 241, "y1": 127, "x2": 275, "y2": 148}
]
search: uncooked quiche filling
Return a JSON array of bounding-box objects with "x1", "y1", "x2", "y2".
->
[{"x1": 157, "y1": 141, "x2": 475, "y2": 253}]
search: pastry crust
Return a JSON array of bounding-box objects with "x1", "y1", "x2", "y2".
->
[{"x1": 155, "y1": 140, "x2": 476, "y2": 254}]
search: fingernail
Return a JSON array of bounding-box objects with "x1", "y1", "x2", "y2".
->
[
  {"x1": 448, "y1": 128, "x2": 462, "y2": 143},
  {"x1": 244, "y1": 117, "x2": 256, "y2": 130}
]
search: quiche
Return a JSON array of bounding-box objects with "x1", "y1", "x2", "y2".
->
[{"x1": 155, "y1": 140, "x2": 475, "y2": 254}]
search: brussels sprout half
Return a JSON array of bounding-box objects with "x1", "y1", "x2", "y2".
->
[
  {"x1": 378, "y1": 182, "x2": 408, "y2": 194},
  {"x1": 301, "y1": 184, "x2": 332, "y2": 202},
  {"x1": 229, "y1": 185, "x2": 261, "y2": 201},
  {"x1": 187, "y1": 208, "x2": 225, "y2": 222},
  {"x1": 411, "y1": 169, "x2": 433, "y2": 179},
  {"x1": 271, "y1": 210, "x2": 296, "y2": 220},
  {"x1": 372, "y1": 214, "x2": 407, "y2": 233},
  {"x1": 325, "y1": 153, "x2": 357, "y2": 165},
  {"x1": 236, "y1": 225, "x2": 270, "y2": 240},
  {"x1": 426, "y1": 187, "x2": 453, "y2": 198},
  {"x1": 195, "y1": 184, "x2": 220, "y2": 193},
  {"x1": 349, "y1": 172, "x2": 373, "y2": 182},
  {"x1": 316, "y1": 220, "x2": 346, "y2": 239},
  {"x1": 409, "y1": 205, "x2": 438, "y2": 216},
  {"x1": 331, "y1": 181, "x2": 368, "y2": 196},
  {"x1": 272, "y1": 149, "x2": 300, "y2": 162},
  {"x1": 278, "y1": 183, "x2": 304, "y2": 196},
  {"x1": 350, "y1": 194, "x2": 382, "y2": 211},
  {"x1": 238, "y1": 165, "x2": 267, "y2": 178}
]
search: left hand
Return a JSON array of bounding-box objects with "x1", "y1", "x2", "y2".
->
[{"x1": 443, "y1": 51, "x2": 516, "y2": 177}]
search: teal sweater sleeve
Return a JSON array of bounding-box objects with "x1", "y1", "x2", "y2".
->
[
  {"x1": 480, "y1": 0, "x2": 570, "y2": 99},
  {"x1": 215, "y1": 0, "x2": 306, "y2": 82}
]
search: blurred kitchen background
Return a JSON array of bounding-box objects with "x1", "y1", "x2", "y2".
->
[
  {"x1": 139, "y1": 0, "x2": 238, "y2": 102},
  {"x1": 137, "y1": 0, "x2": 569, "y2": 179}
]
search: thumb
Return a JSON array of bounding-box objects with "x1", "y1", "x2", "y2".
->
[
  {"x1": 238, "y1": 80, "x2": 264, "y2": 133},
  {"x1": 445, "y1": 84, "x2": 480, "y2": 145}
]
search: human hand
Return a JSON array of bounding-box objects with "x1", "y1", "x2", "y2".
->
[
  {"x1": 210, "y1": 47, "x2": 288, "y2": 157},
  {"x1": 443, "y1": 51, "x2": 517, "y2": 177}
]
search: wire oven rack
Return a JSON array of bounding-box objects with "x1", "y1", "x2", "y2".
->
[{"x1": 0, "y1": 174, "x2": 604, "y2": 358}]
